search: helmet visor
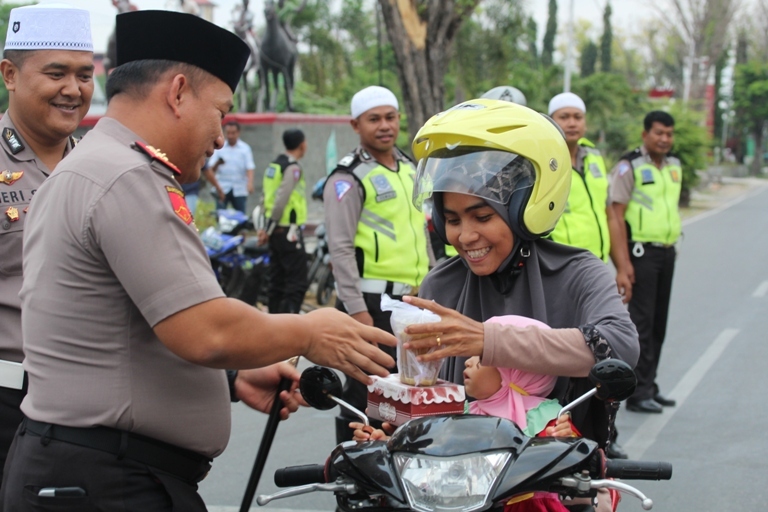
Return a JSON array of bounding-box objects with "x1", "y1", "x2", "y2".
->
[{"x1": 413, "y1": 148, "x2": 535, "y2": 211}]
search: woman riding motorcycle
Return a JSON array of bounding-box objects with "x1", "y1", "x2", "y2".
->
[{"x1": 401, "y1": 99, "x2": 639, "y2": 450}]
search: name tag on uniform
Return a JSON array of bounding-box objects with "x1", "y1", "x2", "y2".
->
[
  {"x1": 588, "y1": 163, "x2": 603, "y2": 178},
  {"x1": 371, "y1": 174, "x2": 396, "y2": 202},
  {"x1": 641, "y1": 169, "x2": 655, "y2": 185}
]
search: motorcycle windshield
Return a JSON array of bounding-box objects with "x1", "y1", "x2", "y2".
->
[{"x1": 387, "y1": 415, "x2": 527, "y2": 457}]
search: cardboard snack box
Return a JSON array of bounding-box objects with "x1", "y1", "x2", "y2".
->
[{"x1": 367, "y1": 374, "x2": 465, "y2": 426}]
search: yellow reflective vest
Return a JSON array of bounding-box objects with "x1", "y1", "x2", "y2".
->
[
  {"x1": 549, "y1": 140, "x2": 610, "y2": 261},
  {"x1": 263, "y1": 154, "x2": 307, "y2": 226}
]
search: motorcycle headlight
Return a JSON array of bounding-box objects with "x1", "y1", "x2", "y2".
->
[{"x1": 394, "y1": 452, "x2": 510, "y2": 512}]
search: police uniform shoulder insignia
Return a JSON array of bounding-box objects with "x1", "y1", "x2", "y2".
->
[
  {"x1": 293, "y1": 167, "x2": 301, "y2": 181},
  {"x1": 3, "y1": 128, "x2": 24, "y2": 155},
  {"x1": 0, "y1": 169, "x2": 23, "y2": 185},
  {"x1": 616, "y1": 161, "x2": 632, "y2": 176},
  {"x1": 360, "y1": 149, "x2": 372, "y2": 162},
  {"x1": 133, "y1": 141, "x2": 182, "y2": 175},
  {"x1": 337, "y1": 152, "x2": 357, "y2": 169},
  {"x1": 334, "y1": 180, "x2": 353, "y2": 201},
  {"x1": 165, "y1": 185, "x2": 193, "y2": 225}
]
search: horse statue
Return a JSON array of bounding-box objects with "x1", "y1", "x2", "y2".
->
[
  {"x1": 233, "y1": 0, "x2": 265, "y2": 112},
  {"x1": 258, "y1": 0, "x2": 306, "y2": 112},
  {"x1": 104, "y1": 0, "x2": 138, "y2": 76}
]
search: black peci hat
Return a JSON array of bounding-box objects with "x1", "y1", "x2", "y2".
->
[{"x1": 115, "y1": 10, "x2": 249, "y2": 93}]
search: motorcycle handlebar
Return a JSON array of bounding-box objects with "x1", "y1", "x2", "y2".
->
[
  {"x1": 274, "y1": 464, "x2": 327, "y2": 487},
  {"x1": 604, "y1": 459, "x2": 673, "y2": 480}
]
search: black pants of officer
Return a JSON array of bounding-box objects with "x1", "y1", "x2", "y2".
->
[
  {"x1": 0, "y1": 386, "x2": 24, "y2": 486},
  {"x1": 627, "y1": 244, "x2": 676, "y2": 402},
  {"x1": 0, "y1": 421, "x2": 209, "y2": 512},
  {"x1": 268, "y1": 227, "x2": 309, "y2": 314},
  {"x1": 334, "y1": 292, "x2": 398, "y2": 444}
]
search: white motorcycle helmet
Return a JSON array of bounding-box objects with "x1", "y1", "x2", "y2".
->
[{"x1": 481, "y1": 85, "x2": 527, "y2": 106}]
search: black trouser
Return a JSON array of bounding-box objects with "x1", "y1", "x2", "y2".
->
[
  {"x1": 0, "y1": 420, "x2": 210, "y2": 512},
  {"x1": 334, "y1": 292, "x2": 398, "y2": 444},
  {"x1": 268, "y1": 227, "x2": 309, "y2": 314},
  {"x1": 627, "y1": 244, "x2": 676, "y2": 401},
  {"x1": 0, "y1": 386, "x2": 24, "y2": 487}
]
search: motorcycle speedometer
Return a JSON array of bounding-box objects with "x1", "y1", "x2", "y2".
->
[{"x1": 394, "y1": 452, "x2": 510, "y2": 512}]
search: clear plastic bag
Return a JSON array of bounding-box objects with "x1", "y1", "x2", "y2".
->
[{"x1": 381, "y1": 294, "x2": 443, "y2": 386}]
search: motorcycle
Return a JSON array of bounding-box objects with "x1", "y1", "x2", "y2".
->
[
  {"x1": 200, "y1": 208, "x2": 270, "y2": 306},
  {"x1": 306, "y1": 222, "x2": 335, "y2": 306},
  {"x1": 307, "y1": 177, "x2": 336, "y2": 306},
  {"x1": 257, "y1": 360, "x2": 672, "y2": 512}
]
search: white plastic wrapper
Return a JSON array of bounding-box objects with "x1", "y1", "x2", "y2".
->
[{"x1": 381, "y1": 294, "x2": 443, "y2": 386}]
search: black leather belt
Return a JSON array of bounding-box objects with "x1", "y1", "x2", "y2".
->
[{"x1": 21, "y1": 418, "x2": 212, "y2": 483}]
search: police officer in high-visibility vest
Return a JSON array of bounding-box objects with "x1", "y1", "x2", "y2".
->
[
  {"x1": 547, "y1": 92, "x2": 634, "y2": 461},
  {"x1": 547, "y1": 92, "x2": 633, "y2": 298},
  {"x1": 261, "y1": 128, "x2": 309, "y2": 314},
  {"x1": 323, "y1": 86, "x2": 433, "y2": 444},
  {"x1": 610, "y1": 110, "x2": 680, "y2": 415}
]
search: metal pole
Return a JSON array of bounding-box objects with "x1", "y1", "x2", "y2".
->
[
  {"x1": 376, "y1": 1, "x2": 383, "y2": 86},
  {"x1": 239, "y1": 357, "x2": 300, "y2": 512},
  {"x1": 564, "y1": 0, "x2": 574, "y2": 92}
]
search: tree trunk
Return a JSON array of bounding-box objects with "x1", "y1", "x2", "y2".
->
[
  {"x1": 377, "y1": 0, "x2": 479, "y2": 143},
  {"x1": 751, "y1": 123, "x2": 765, "y2": 176}
]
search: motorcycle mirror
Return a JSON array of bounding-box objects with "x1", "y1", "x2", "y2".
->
[
  {"x1": 299, "y1": 366, "x2": 343, "y2": 410},
  {"x1": 589, "y1": 359, "x2": 636, "y2": 402},
  {"x1": 559, "y1": 359, "x2": 637, "y2": 419}
]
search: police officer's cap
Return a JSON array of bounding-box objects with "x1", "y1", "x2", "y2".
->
[{"x1": 115, "y1": 11, "x2": 249, "y2": 93}]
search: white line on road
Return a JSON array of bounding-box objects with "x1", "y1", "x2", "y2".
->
[
  {"x1": 623, "y1": 328, "x2": 740, "y2": 459},
  {"x1": 752, "y1": 281, "x2": 768, "y2": 298},
  {"x1": 682, "y1": 182, "x2": 768, "y2": 227}
]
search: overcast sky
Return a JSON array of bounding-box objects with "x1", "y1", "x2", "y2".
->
[{"x1": 53, "y1": 0, "x2": 655, "y2": 54}]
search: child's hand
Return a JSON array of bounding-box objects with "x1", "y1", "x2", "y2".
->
[
  {"x1": 545, "y1": 413, "x2": 576, "y2": 438},
  {"x1": 349, "y1": 422, "x2": 394, "y2": 441}
]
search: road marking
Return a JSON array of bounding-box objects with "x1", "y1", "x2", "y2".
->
[
  {"x1": 682, "y1": 182, "x2": 768, "y2": 227},
  {"x1": 623, "y1": 328, "x2": 740, "y2": 459},
  {"x1": 752, "y1": 281, "x2": 768, "y2": 298}
]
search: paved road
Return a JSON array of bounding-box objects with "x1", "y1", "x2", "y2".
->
[{"x1": 201, "y1": 181, "x2": 768, "y2": 511}]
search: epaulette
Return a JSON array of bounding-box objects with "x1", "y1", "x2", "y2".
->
[
  {"x1": 132, "y1": 141, "x2": 182, "y2": 175},
  {"x1": 619, "y1": 148, "x2": 642, "y2": 164},
  {"x1": 334, "y1": 147, "x2": 373, "y2": 174}
]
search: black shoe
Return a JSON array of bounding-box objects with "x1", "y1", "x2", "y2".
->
[
  {"x1": 654, "y1": 393, "x2": 676, "y2": 407},
  {"x1": 626, "y1": 398, "x2": 663, "y2": 413},
  {"x1": 605, "y1": 441, "x2": 629, "y2": 459}
]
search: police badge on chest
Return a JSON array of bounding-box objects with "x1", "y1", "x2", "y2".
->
[{"x1": 371, "y1": 174, "x2": 396, "y2": 202}]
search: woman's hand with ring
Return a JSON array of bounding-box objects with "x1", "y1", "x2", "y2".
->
[{"x1": 402, "y1": 296, "x2": 484, "y2": 361}]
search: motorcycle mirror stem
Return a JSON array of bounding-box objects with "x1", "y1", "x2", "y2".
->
[
  {"x1": 299, "y1": 366, "x2": 370, "y2": 427},
  {"x1": 559, "y1": 359, "x2": 637, "y2": 418}
]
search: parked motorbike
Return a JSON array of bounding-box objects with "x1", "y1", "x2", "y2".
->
[
  {"x1": 307, "y1": 177, "x2": 336, "y2": 306},
  {"x1": 257, "y1": 360, "x2": 672, "y2": 512},
  {"x1": 200, "y1": 208, "x2": 270, "y2": 306}
]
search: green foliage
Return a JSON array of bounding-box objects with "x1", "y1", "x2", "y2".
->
[
  {"x1": 580, "y1": 41, "x2": 598, "y2": 77},
  {"x1": 542, "y1": 0, "x2": 557, "y2": 67},
  {"x1": 733, "y1": 60, "x2": 768, "y2": 174},
  {"x1": 599, "y1": 2, "x2": 612, "y2": 72},
  {"x1": 733, "y1": 61, "x2": 768, "y2": 133}
]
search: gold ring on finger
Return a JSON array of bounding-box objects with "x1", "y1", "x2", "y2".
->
[{"x1": 436, "y1": 336, "x2": 441, "y2": 346}]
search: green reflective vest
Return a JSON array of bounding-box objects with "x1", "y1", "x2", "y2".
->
[
  {"x1": 624, "y1": 152, "x2": 682, "y2": 245},
  {"x1": 549, "y1": 140, "x2": 610, "y2": 261},
  {"x1": 349, "y1": 160, "x2": 429, "y2": 287},
  {"x1": 263, "y1": 154, "x2": 307, "y2": 226}
]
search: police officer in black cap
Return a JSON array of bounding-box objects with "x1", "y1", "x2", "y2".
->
[{"x1": 0, "y1": 11, "x2": 396, "y2": 511}]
